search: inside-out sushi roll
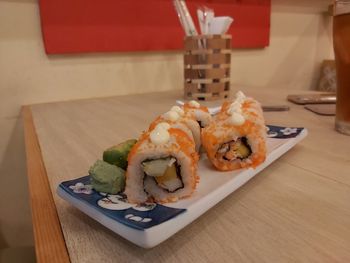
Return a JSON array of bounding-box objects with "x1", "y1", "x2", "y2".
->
[
  {"x1": 183, "y1": 100, "x2": 212, "y2": 128},
  {"x1": 201, "y1": 91, "x2": 267, "y2": 171},
  {"x1": 125, "y1": 122, "x2": 199, "y2": 204},
  {"x1": 149, "y1": 107, "x2": 202, "y2": 152}
]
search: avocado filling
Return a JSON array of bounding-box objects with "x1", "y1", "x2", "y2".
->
[
  {"x1": 216, "y1": 137, "x2": 252, "y2": 162},
  {"x1": 142, "y1": 157, "x2": 184, "y2": 193}
]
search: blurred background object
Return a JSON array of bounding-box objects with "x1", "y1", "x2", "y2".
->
[
  {"x1": 317, "y1": 60, "x2": 337, "y2": 92},
  {"x1": 333, "y1": 0, "x2": 350, "y2": 135}
]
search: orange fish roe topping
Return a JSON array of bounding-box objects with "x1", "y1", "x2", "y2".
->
[
  {"x1": 183, "y1": 103, "x2": 209, "y2": 113},
  {"x1": 201, "y1": 97, "x2": 266, "y2": 172},
  {"x1": 168, "y1": 128, "x2": 196, "y2": 156},
  {"x1": 127, "y1": 131, "x2": 149, "y2": 162},
  {"x1": 220, "y1": 101, "x2": 232, "y2": 113},
  {"x1": 148, "y1": 116, "x2": 165, "y2": 131},
  {"x1": 129, "y1": 126, "x2": 197, "y2": 162},
  {"x1": 241, "y1": 100, "x2": 253, "y2": 109}
]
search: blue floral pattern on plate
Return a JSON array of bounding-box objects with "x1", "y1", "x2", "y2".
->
[
  {"x1": 59, "y1": 125, "x2": 304, "y2": 231},
  {"x1": 266, "y1": 125, "x2": 304, "y2": 139},
  {"x1": 59, "y1": 176, "x2": 185, "y2": 230}
]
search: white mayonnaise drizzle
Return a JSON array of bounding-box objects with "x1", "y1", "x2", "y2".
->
[
  {"x1": 163, "y1": 110, "x2": 180, "y2": 122},
  {"x1": 150, "y1": 123, "x2": 170, "y2": 145},
  {"x1": 170, "y1": 106, "x2": 184, "y2": 116},
  {"x1": 230, "y1": 112, "x2": 245, "y2": 126},
  {"x1": 228, "y1": 101, "x2": 242, "y2": 114},
  {"x1": 226, "y1": 91, "x2": 246, "y2": 125},
  {"x1": 156, "y1": 122, "x2": 171, "y2": 130},
  {"x1": 189, "y1": 100, "x2": 200, "y2": 108},
  {"x1": 235, "y1": 91, "x2": 246, "y2": 101}
]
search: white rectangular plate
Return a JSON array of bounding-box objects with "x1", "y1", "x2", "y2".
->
[{"x1": 58, "y1": 125, "x2": 307, "y2": 248}]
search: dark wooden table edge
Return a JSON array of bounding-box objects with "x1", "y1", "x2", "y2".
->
[{"x1": 22, "y1": 105, "x2": 70, "y2": 263}]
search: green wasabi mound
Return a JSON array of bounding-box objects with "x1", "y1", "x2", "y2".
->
[
  {"x1": 103, "y1": 139, "x2": 137, "y2": 169},
  {"x1": 89, "y1": 160, "x2": 125, "y2": 194}
]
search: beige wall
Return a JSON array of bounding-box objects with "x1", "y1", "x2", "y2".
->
[
  {"x1": 233, "y1": 3, "x2": 333, "y2": 90},
  {"x1": 0, "y1": 0, "x2": 333, "y2": 248}
]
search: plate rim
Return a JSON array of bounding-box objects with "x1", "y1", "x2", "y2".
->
[{"x1": 57, "y1": 128, "x2": 308, "y2": 248}]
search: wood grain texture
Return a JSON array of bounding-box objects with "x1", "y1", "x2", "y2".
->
[
  {"x1": 22, "y1": 106, "x2": 70, "y2": 263},
  {"x1": 26, "y1": 88, "x2": 350, "y2": 262}
]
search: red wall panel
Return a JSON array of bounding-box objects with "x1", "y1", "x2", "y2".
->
[{"x1": 39, "y1": 0, "x2": 271, "y2": 54}]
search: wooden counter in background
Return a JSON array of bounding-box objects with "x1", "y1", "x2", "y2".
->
[{"x1": 23, "y1": 88, "x2": 350, "y2": 262}]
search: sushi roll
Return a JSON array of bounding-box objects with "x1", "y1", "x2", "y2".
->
[
  {"x1": 125, "y1": 122, "x2": 199, "y2": 204},
  {"x1": 201, "y1": 91, "x2": 267, "y2": 171},
  {"x1": 159, "y1": 101, "x2": 213, "y2": 152},
  {"x1": 149, "y1": 107, "x2": 202, "y2": 152},
  {"x1": 183, "y1": 100, "x2": 213, "y2": 128}
]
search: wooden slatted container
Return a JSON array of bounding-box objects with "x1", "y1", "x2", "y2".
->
[{"x1": 184, "y1": 35, "x2": 232, "y2": 101}]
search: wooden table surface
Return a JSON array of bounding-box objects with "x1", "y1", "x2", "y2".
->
[{"x1": 23, "y1": 88, "x2": 350, "y2": 263}]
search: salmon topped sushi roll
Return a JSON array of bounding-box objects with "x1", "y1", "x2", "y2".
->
[
  {"x1": 125, "y1": 122, "x2": 199, "y2": 204},
  {"x1": 201, "y1": 91, "x2": 267, "y2": 171}
]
